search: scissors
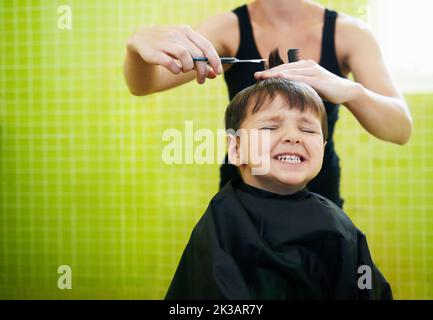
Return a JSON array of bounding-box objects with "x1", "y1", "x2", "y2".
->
[{"x1": 192, "y1": 57, "x2": 267, "y2": 64}]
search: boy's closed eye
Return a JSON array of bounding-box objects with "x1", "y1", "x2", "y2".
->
[
  {"x1": 259, "y1": 125, "x2": 319, "y2": 134},
  {"x1": 260, "y1": 125, "x2": 279, "y2": 130},
  {"x1": 298, "y1": 117, "x2": 321, "y2": 133},
  {"x1": 300, "y1": 127, "x2": 319, "y2": 134}
]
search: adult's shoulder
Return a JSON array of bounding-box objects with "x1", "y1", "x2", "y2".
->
[
  {"x1": 196, "y1": 11, "x2": 240, "y2": 57},
  {"x1": 335, "y1": 12, "x2": 375, "y2": 41},
  {"x1": 334, "y1": 12, "x2": 378, "y2": 74}
]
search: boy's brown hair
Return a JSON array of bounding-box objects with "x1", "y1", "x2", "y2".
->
[{"x1": 225, "y1": 78, "x2": 328, "y2": 142}]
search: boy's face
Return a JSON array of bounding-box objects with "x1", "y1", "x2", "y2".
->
[{"x1": 228, "y1": 94, "x2": 326, "y2": 194}]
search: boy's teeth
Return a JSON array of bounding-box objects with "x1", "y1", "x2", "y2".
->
[{"x1": 277, "y1": 154, "x2": 301, "y2": 163}]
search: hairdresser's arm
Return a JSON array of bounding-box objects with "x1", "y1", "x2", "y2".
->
[
  {"x1": 123, "y1": 13, "x2": 234, "y2": 96},
  {"x1": 338, "y1": 19, "x2": 412, "y2": 145}
]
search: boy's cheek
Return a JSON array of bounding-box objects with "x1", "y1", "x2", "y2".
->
[
  {"x1": 238, "y1": 143, "x2": 250, "y2": 165},
  {"x1": 308, "y1": 139, "x2": 326, "y2": 154},
  {"x1": 238, "y1": 146, "x2": 269, "y2": 169},
  {"x1": 237, "y1": 130, "x2": 273, "y2": 167}
]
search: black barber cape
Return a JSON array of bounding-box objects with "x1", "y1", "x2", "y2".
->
[{"x1": 165, "y1": 179, "x2": 392, "y2": 300}]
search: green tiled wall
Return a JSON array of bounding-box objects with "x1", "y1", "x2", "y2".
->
[{"x1": 1, "y1": 0, "x2": 432, "y2": 299}]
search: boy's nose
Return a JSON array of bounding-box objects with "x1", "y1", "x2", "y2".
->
[
  {"x1": 285, "y1": 137, "x2": 301, "y2": 144},
  {"x1": 284, "y1": 130, "x2": 301, "y2": 144}
]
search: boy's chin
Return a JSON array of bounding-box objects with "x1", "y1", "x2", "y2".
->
[
  {"x1": 270, "y1": 170, "x2": 313, "y2": 187},
  {"x1": 254, "y1": 174, "x2": 308, "y2": 192},
  {"x1": 273, "y1": 177, "x2": 307, "y2": 189}
]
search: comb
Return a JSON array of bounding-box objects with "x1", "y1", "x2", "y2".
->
[
  {"x1": 267, "y1": 48, "x2": 300, "y2": 69},
  {"x1": 288, "y1": 49, "x2": 300, "y2": 63}
]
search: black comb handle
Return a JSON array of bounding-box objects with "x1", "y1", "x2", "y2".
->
[{"x1": 288, "y1": 49, "x2": 300, "y2": 63}]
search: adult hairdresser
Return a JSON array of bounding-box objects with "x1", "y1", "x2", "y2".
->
[{"x1": 123, "y1": 0, "x2": 412, "y2": 208}]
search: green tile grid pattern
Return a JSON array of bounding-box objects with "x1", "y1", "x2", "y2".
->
[{"x1": 0, "y1": 0, "x2": 432, "y2": 299}]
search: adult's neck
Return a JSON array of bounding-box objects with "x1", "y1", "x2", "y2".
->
[{"x1": 250, "y1": 0, "x2": 317, "y2": 27}]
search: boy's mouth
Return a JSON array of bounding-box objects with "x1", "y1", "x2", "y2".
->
[{"x1": 273, "y1": 153, "x2": 305, "y2": 164}]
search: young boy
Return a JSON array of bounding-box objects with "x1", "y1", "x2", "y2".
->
[{"x1": 165, "y1": 78, "x2": 392, "y2": 300}]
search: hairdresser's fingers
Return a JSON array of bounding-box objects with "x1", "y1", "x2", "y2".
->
[
  {"x1": 127, "y1": 33, "x2": 182, "y2": 74},
  {"x1": 206, "y1": 65, "x2": 217, "y2": 79},
  {"x1": 172, "y1": 37, "x2": 209, "y2": 73},
  {"x1": 162, "y1": 43, "x2": 196, "y2": 73},
  {"x1": 255, "y1": 60, "x2": 315, "y2": 76},
  {"x1": 162, "y1": 43, "x2": 208, "y2": 83},
  {"x1": 170, "y1": 38, "x2": 210, "y2": 83},
  {"x1": 127, "y1": 26, "x2": 185, "y2": 69},
  {"x1": 158, "y1": 52, "x2": 182, "y2": 74},
  {"x1": 255, "y1": 71, "x2": 315, "y2": 84},
  {"x1": 170, "y1": 26, "x2": 217, "y2": 80},
  {"x1": 280, "y1": 60, "x2": 316, "y2": 69},
  {"x1": 194, "y1": 60, "x2": 209, "y2": 84},
  {"x1": 188, "y1": 48, "x2": 208, "y2": 84},
  {"x1": 255, "y1": 68, "x2": 317, "y2": 80},
  {"x1": 127, "y1": 25, "x2": 219, "y2": 83},
  {"x1": 131, "y1": 26, "x2": 199, "y2": 75},
  {"x1": 167, "y1": 32, "x2": 208, "y2": 82},
  {"x1": 136, "y1": 46, "x2": 182, "y2": 74},
  {"x1": 182, "y1": 26, "x2": 223, "y2": 75}
]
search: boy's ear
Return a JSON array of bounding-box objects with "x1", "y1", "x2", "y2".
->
[
  {"x1": 324, "y1": 140, "x2": 327, "y2": 147},
  {"x1": 227, "y1": 134, "x2": 241, "y2": 167}
]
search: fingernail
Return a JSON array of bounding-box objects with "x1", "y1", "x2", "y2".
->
[{"x1": 217, "y1": 64, "x2": 223, "y2": 74}]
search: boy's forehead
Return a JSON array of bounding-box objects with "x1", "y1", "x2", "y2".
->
[{"x1": 247, "y1": 98, "x2": 320, "y2": 122}]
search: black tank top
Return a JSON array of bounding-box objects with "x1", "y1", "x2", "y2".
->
[{"x1": 221, "y1": 5, "x2": 345, "y2": 207}]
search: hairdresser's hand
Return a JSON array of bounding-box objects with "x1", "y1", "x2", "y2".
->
[
  {"x1": 254, "y1": 60, "x2": 358, "y2": 104},
  {"x1": 126, "y1": 25, "x2": 223, "y2": 84}
]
